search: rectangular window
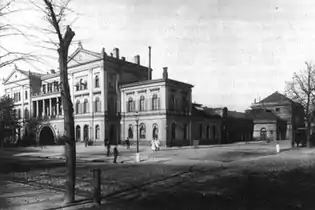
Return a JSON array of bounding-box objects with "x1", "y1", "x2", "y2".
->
[{"x1": 25, "y1": 91, "x2": 28, "y2": 100}]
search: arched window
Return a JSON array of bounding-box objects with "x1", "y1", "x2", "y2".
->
[
  {"x1": 139, "y1": 96, "x2": 145, "y2": 111},
  {"x1": 152, "y1": 94, "x2": 159, "y2": 110},
  {"x1": 95, "y1": 97, "x2": 101, "y2": 112},
  {"x1": 83, "y1": 125, "x2": 89, "y2": 141},
  {"x1": 75, "y1": 100, "x2": 80, "y2": 114},
  {"x1": 83, "y1": 99, "x2": 88, "y2": 113},
  {"x1": 199, "y1": 124, "x2": 203, "y2": 139},
  {"x1": 212, "y1": 125, "x2": 216, "y2": 140},
  {"x1": 17, "y1": 109, "x2": 21, "y2": 119},
  {"x1": 83, "y1": 80, "x2": 88, "y2": 90},
  {"x1": 76, "y1": 125, "x2": 81, "y2": 142},
  {"x1": 260, "y1": 127, "x2": 267, "y2": 141},
  {"x1": 75, "y1": 82, "x2": 80, "y2": 91},
  {"x1": 127, "y1": 97, "x2": 134, "y2": 112},
  {"x1": 171, "y1": 123, "x2": 176, "y2": 140},
  {"x1": 24, "y1": 108, "x2": 29, "y2": 119},
  {"x1": 128, "y1": 125, "x2": 133, "y2": 139},
  {"x1": 139, "y1": 123, "x2": 146, "y2": 139},
  {"x1": 95, "y1": 75, "x2": 100, "y2": 88},
  {"x1": 95, "y1": 125, "x2": 100, "y2": 140},
  {"x1": 206, "y1": 125, "x2": 210, "y2": 140},
  {"x1": 153, "y1": 124, "x2": 159, "y2": 140}
]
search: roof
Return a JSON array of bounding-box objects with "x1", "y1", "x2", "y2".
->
[
  {"x1": 227, "y1": 111, "x2": 250, "y2": 119},
  {"x1": 259, "y1": 91, "x2": 292, "y2": 104},
  {"x1": 246, "y1": 108, "x2": 279, "y2": 121},
  {"x1": 120, "y1": 78, "x2": 194, "y2": 89},
  {"x1": 191, "y1": 104, "x2": 221, "y2": 119}
]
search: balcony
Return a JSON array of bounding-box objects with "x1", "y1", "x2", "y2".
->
[
  {"x1": 122, "y1": 109, "x2": 191, "y2": 117},
  {"x1": 32, "y1": 90, "x2": 60, "y2": 98}
]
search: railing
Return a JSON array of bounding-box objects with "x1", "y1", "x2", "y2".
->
[
  {"x1": 122, "y1": 109, "x2": 191, "y2": 116},
  {"x1": 32, "y1": 90, "x2": 60, "y2": 97}
]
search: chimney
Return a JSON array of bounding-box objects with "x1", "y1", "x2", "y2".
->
[
  {"x1": 121, "y1": 56, "x2": 126, "y2": 61},
  {"x1": 148, "y1": 46, "x2": 152, "y2": 80},
  {"x1": 50, "y1": 69, "x2": 55, "y2": 74},
  {"x1": 163, "y1": 67, "x2": 168, "y2": 80},
  {"x1": 254, "y1": 98, "x2": 256, "y2": 103},
  {"x1": 113, "y1": 48, "x2": 119, "y2": 58},
  {"x1": 134, "y1": 55, "x2": 140, "y2": 65}
]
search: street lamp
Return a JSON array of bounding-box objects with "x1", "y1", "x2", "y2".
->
[{"x1": 135, "y1": 111, "x2": 140, "y2": 162}]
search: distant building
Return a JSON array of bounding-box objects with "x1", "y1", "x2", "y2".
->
[{"x1": 248, "y1": 91, "x2": 304, "y2": 141}]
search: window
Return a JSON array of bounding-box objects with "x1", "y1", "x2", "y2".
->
[
  {"x1": 108, "y1": 74, "x2": 115, "y2": 89},
  {"x1": 48, "y1": 83, "x2": 52, "y2": 93},
  {"x1": 95, "y1": 125, "x2": 100, "y2": 140},
  {"x1": 76, "y1": 125, "x2": 81, "y2": 142},
  {"x1": 75, "y1": 100, "x2": 80, "y2": 114},
  {"x1": 184, "y1": 124, "x2": 188, "y2": 140},
  {"x1": 152, "y1": 94, "x2": 159, "y2": 110},
  {"x1": 128, "y1": 125, "x2": 133, "y2": 139},
  {"x1": 171, "y1": 123, "x2": 176, "y2": 140},
  {"x1": 24, "y1": 108, "x2": 29, "y2": 119},
  {"x1": 275, "y1": 108, "x2": 280, "y2": 112},
  {"x1": 42, "y1": 84, "x2": 46, "y2": 94},
  {"x1": 95, "y1": 75, "x2": 100, "y2": 88},
  {"x1": 169, "y1": 95, "x2": 175, "y2": 110},
  {"x1": 153, "y1": 124, "x2": 159, "y2": 140},
  {"x1": 139, "y1": 96, "x2": 145, "y2": 111},
  {"x1": 199, "y1": 124, "x2": 203, "y2": 139},
  {"x1": 17, "y1": 109, "x2": 21, "y2": 119},
  {"x1": 212, "y1": 125, "x2": 216, "y2": 139},
  {"x1": 95, "y1": 97, "x2": 101, "y2": 112},
  {"x1": 127, "y1": 97, "x2": 134, "y2": 112},
  {"x1": 75, "y1": 82, "x2": 80, "y2": 91},
  {"x1": 83, "y1": 125, "x2": 89, "y2": 141},
  {"x1": 83, "y1": 99, "x2": 88, "y2": 113},
  {"x1": 25, "y1": 91, "x2": 28, "y2": 100},
  {"x1": 108, "y1": 98, "x2": 115, "y2": 114},
  {"x1": 139, "y1": 124, "x2": 146, "y2": 139},
  {"x1": 80, "y1": 79, "x2": 84, "y2": 90}
]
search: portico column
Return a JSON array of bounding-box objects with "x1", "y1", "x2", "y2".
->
[
  {"x1": 36, "y1": 100, "x2": 39, "y2": 117},
  {"x1": 42, "y1": 99, "x2": 45, "y2": 116},
  {"x1": 49, "y1": 98, "x2": 52, "y2": 116}
]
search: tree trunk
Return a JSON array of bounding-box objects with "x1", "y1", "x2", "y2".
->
[
  {"x1": 306, "y1": 120, "x2": 311, "y2": 148},
  {"x1": 58, "y1": 27, "x2": 76, "y2": 204}
]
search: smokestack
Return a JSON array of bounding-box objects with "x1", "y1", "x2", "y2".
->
[
  {"x1": 121, "y1": 56, "x2": 126, "y2": 61},
  {"x1": 163, "y1": 67, "x2": 168, "y2": 80},
  {"x1": 134, "y1": 55, "x2": 140, "y2": 65},
  {"x1": 148, "y1": 46, "x2": 152, "y2": 80},
  {"x1": 113, "y1": 48, "x2": 119, "y2": 58}
]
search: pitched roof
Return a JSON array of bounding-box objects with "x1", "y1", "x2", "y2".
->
[
  {"x1": 259, "y1": 91, "x2": 292, "y2": 104},
  {"x1": 191, "y1": 104, "x2": 221, "y2": 119},
  {"x1": 246, "y1": 108, "x2": 279, "y2": 121},
  {"x1": 227, "y1": 111, "x2": 249, "y2": 119}
]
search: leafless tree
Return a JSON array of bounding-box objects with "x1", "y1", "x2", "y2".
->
[
  {"x1": 286, "y1": 61, "x2": 315, "y2": 148},
  {"x1": 0, "y1": 0, "x2": 38, "y2": 69},
  {"x1": 28, "y1": 0, "x2": 76, "y2": 203}
]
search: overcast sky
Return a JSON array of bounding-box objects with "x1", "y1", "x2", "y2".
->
[{"x1": 1, "y1": 0, "x2": 315, "y2": 111}]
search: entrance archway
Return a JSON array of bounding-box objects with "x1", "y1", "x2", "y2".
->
[
  {"x1": 39, "y1": 126, "x2": 55, "y2": 145},
  {"x1": 260, "y1": 128, "x2": 267, "y2": 141}
]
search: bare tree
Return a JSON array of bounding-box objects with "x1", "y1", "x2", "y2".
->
[
  {"x1": 286, "y1": 61, "x2": 315, "y2": 148},
  {"x1": 27, "y1": 0, "x2": 76, "y2": 203},
  {"x1": 0, "y1": 0, "x2": 38, "y2": 68}
]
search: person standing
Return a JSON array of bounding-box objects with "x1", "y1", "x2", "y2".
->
[
  {"x1": 113, "y1": 146, "x2": 118, "y2": 163},
  {"x1": 106, "y1": 139, "x2": 111, "y2": 156}
]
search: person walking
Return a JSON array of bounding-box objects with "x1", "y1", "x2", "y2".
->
[
  {"x1": 125, "y1": 137, "x2": 130, "y2": 150},
  {"x1": 113, "y1": 146, "x2": 118, "y2": 163}
]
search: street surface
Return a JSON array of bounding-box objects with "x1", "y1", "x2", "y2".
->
[{"x1": 1, "y1": 140, "x2": 315, "y2": 209}]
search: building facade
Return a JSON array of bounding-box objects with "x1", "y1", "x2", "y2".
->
[
  {"x1": 120, "y1": 67, "x2": 194, "y2": 147},
  {"x1": 249, "y1": 91, "x2": 304, "y2": 141},
  {"x1": 2, "y1": 43, "x2": 151, "y2": 145}
]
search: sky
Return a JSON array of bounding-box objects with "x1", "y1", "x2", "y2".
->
[{"x1": 1, "y1": 0, "x2": 315, "y2": 111}]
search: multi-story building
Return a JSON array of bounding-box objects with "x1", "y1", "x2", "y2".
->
[
  {"x1": 120, "y1": 67, "x2": 194, "y2": 147},
  {"x1": 2, "y1": 43, "x2": 151, "y2": 145}
]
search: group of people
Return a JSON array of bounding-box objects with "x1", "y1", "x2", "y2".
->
[{"x1": 151, "y1": 139, "x2": 160, "y2": 151}]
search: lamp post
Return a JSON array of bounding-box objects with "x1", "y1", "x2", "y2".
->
[{"x1": 135, "y1": 111, "x2": 140, "y2": 162}]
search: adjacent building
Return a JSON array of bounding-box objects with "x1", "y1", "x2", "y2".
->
[{"x1": 248, "y1": 91, "x2": 304, "y2": 141}]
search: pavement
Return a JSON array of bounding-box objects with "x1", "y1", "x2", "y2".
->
[{"x1": 0, "y1": 139, "x2": 299, "y2": 210}]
